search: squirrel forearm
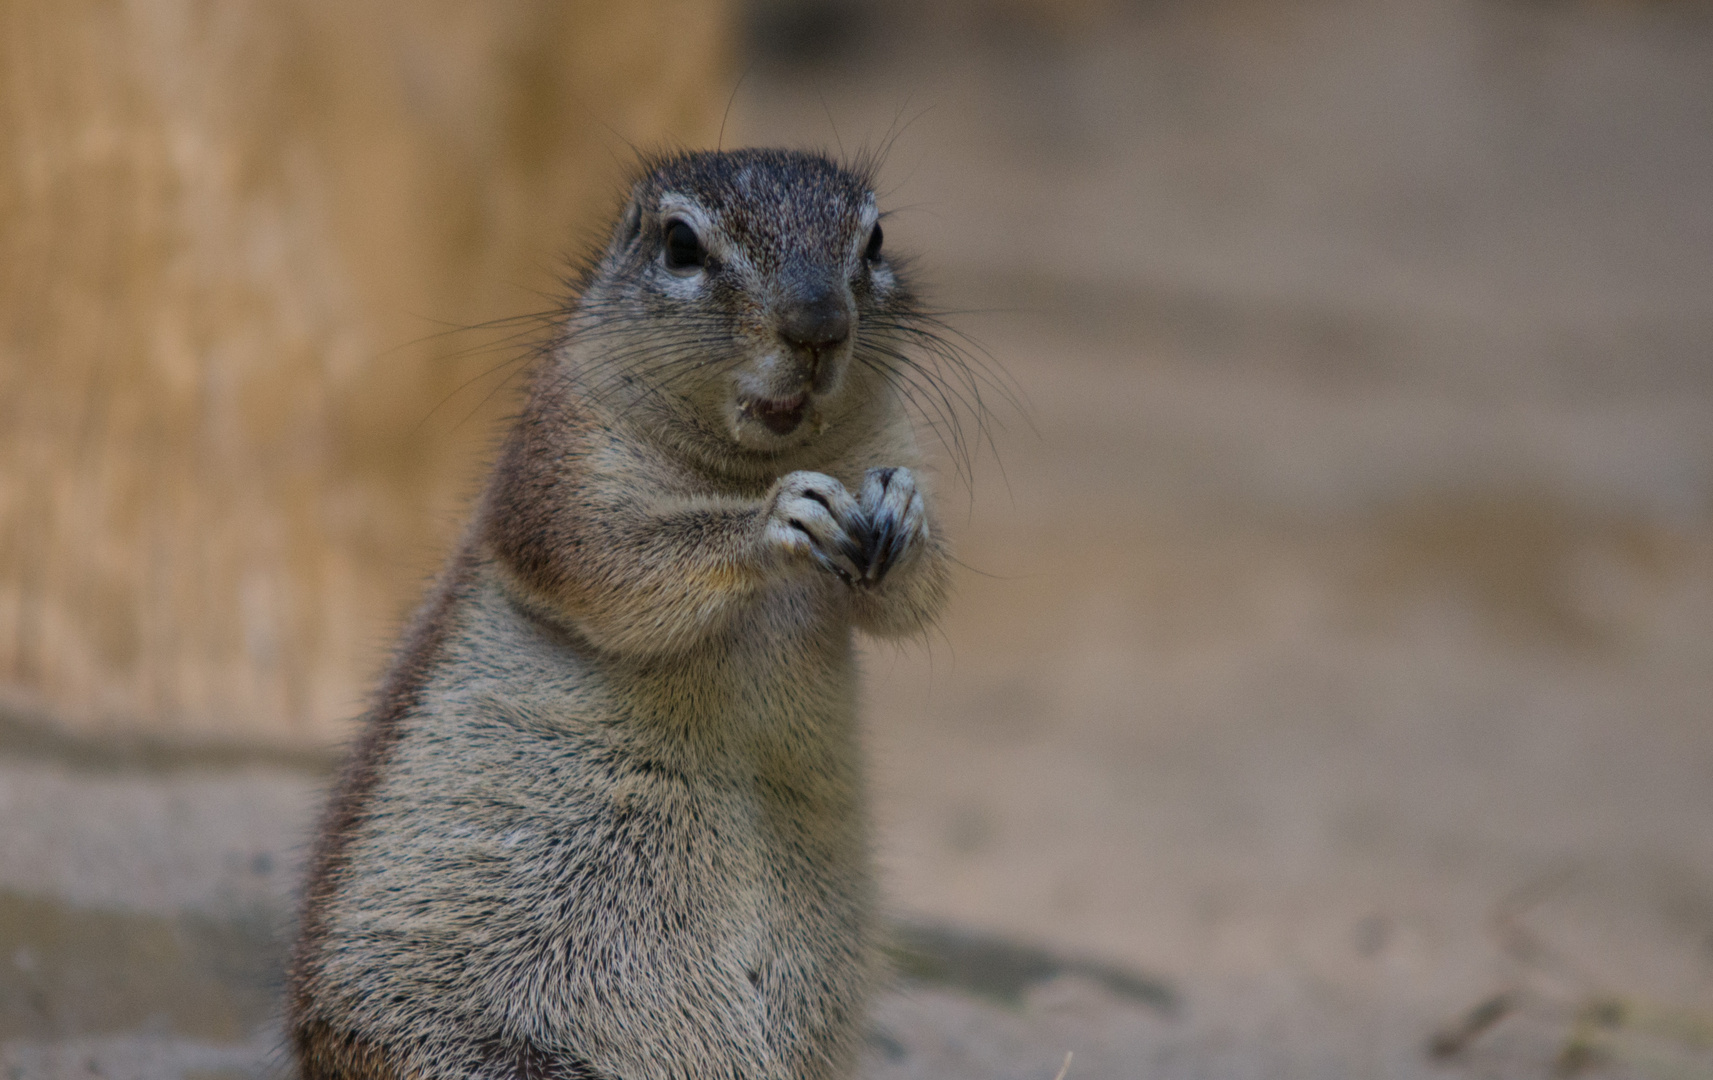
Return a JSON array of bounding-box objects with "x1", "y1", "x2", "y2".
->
[
  {"x1": 482, "y1": 414, "x2": 807, "y2": 657},
  {"x1": 487, "y1": 493, "x2": 785, "y2": 658}
]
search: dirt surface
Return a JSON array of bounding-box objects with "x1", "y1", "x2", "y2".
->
[{"x1": 5, "y1": 1, "x2": 1713, "y2": 1077}]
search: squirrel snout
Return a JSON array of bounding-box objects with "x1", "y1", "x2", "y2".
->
[{"x1": 778, "y1": 293, "x2": 851, "y2": 356}]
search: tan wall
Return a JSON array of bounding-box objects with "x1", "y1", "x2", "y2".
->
[{"x1": 0, "y1": 0, "x2": 734, "y2": 744}]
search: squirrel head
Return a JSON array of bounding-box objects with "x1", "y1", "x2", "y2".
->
[{"x1": 566, "y1": 149, "x2": 917, "y2": 465}]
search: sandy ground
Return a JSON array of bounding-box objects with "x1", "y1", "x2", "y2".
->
[{"x1": 5, "y1": 1, "x2": 1713, "y2": 1077}]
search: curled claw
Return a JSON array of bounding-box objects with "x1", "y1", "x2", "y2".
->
[
  {"x1": 866, "y1": 500, "x2": 918, "y2": 583},
  {"x1": 788, "y1": 516, "x2": 861, "y2": 586},
  {"x1": 880, "y1": 508, "x2": 913, "y2": 580},
  {"x1": 809, "y1": 545, "x2": 857, "y2": 587},
  {"x1": 864, "y1": 515, "x2": 897, "y2": 584}
]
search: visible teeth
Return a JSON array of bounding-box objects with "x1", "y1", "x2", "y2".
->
[
  {"x1": 746, "y1": 394, "x2": 806, "y2": 414},
  {"x1": 742, "y1": 392, "x2": 810, "y2": 435}
]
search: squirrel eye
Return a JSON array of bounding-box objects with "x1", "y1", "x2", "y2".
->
[
  {"x1": 663, "y1": 219, "x2": 706, "y2": 272},
  {"x1": 864, "y1": 223, "x2": 883, "y2": 262}
]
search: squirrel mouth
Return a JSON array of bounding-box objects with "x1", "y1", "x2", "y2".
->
[{"x1": 742, "y1": 392, "x2": 809, "y2": 436}]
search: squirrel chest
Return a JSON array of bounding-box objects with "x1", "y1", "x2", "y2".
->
[{"x1": 317, "y1": 563, "x2": 871, "y2": 1078}]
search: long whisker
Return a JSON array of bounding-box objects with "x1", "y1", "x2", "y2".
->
[{"x1": 423, "y1": 225, "x2": 1019, "y2": 492}]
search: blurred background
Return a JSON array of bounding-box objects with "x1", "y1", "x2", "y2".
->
[{"x1": 3, "y1": 1, "x2": 1712, "y2": 1077}]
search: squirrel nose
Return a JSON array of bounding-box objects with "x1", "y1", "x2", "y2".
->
[{"x1": 778, "y1": 294, "x2": 851, "y2": 353}]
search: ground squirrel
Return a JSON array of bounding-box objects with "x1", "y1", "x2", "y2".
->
[{"x1": 288, "y1": 148, "x2": 963, "y2": 1080}]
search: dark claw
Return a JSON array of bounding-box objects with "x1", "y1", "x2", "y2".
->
[
  {"x1": 837, "y1": 532, "x2": 867, "y2": 570},
  {"x1": 865, "y1": 513, "x2": 897, "y2": 584},
  {"x1": 881, "y1": 518, "x2": 908, "y2": 576},
  {"x1": 809, "y1": 546, "x2": 855, "y2": 587},
  {"x1": 792, "y1": 517, "x2": 857, "y2": 586}
]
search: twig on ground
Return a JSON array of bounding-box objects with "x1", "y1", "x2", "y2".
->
[
  {"x1": 1428, "y1": 992, "x2": 1519, "y2": 1061},
  {"x1": 1427, "y1": 866, "x2": 1713, "y2": 1077}
]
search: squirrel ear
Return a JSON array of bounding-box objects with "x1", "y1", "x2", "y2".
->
[{"x1": 616, "y1": 203, "x2": 643, "y2": 248}]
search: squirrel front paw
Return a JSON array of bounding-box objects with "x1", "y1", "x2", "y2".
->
[
  {"x1": 763, "y1": 471, "x2": 867, "y2": 585},
  {"x1": 856, "y1": 467, "x2": 927, "y2": 586},
  {"x1": 763, "y1": 469, "x2": 929, "y2": 589}
]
